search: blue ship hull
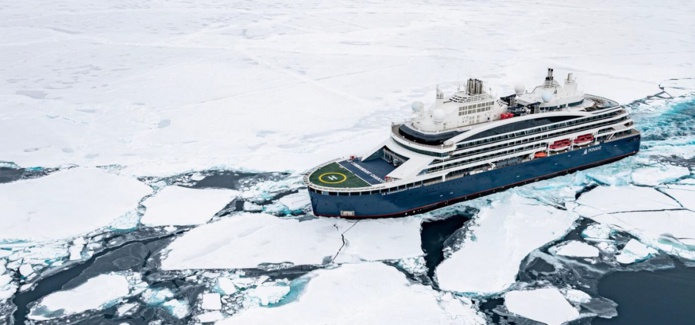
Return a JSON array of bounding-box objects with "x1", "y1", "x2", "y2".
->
[{"x1": 309, "y1": 134, "x2": 640, "y2": 218}]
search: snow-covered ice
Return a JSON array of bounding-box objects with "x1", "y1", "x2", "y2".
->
[
  {"x1": 0, "y1": 168, "x2": 151, "y2": 240},
  {"x1": 277, "y1": 191, "x2": 311, "y2": 211},
  {"x1": 1, "y1": 0, "x2": 692, "y2": 177},
  {"x1": 550, "y1": 240, "x2": 600, "y2": 258},
  {"x1": 200, "y1": 293, "x2": 222, "y2": 310},
  {"x1": 162, "y1": 299, "x2": 190, "y2": 318},
  {"x1": 141, "y1": 186, "x2": 238, "y2": 226},
  {"x1": 631, "y1": 165, "x2": 690, "y2": 186},
  {"x1": 246, "y1": 283, "x2": 291, "y2": 306},
  {"x1": 616, "y1": 239, "x2": 658, "y2": 264},
  {"x1": 162, "y1": 212, "x2": 423, "y2": 269},
  {"x1": 586, "y1": 210, "x2": 695, "y2": 260},
  {"x1": 437, "y1": 194, "x2": 577, "y2": 295},
  {"x1": 220, "y1": 263, "x2": 486, "y2": 324},
  {"x1": 29, "y1": 273, "x2": 131, "y2": 320},
  {"x1": 582, "y1": 223, "x2": 613, "y2": 241},
  {"x1": 660, "y1": 186, "x2": 695, "y2": 211},
  {"x1": 575, "y1": 186, "x2": 681, "y2": 216},
  {"x1": 334, "y1": 217, "x2": 423, "y2": 262},
  {"x1": 161, "y1": 213, "x2": 345, "y2": 269},
  {"x1": 504, "y1": 287, "x2": 580, "y2": 325}
]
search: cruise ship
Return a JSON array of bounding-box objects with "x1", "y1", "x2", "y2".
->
[{"x1": 305, "y1": 68, "x2": 641, "y2": 218}]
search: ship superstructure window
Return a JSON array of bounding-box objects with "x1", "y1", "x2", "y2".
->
[{"x1": 459, "y1": 101, "x2": 493, "y2": 116}]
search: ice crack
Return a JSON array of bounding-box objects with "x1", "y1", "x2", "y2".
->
[{"x1": 331, "y1": 220, "x2": 360, "y2": 263}]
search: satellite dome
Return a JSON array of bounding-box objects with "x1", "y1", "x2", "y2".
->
[
  {"x1": 514, "y1": 83, "x2": 525, "y2": 95},
  {"x1": 432, "y1": 108, "x2": 446, "y2": 123},
  {"x1": 411, "y1": 101, "x2": 424, "y2": 113},
  {"x1": 541, "y1": 92, "x2": 553, "y2": 103}
]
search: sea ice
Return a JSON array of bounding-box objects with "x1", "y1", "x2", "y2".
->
[
  {"x1": 162, "y1": 299, "x2": 190, "y2": 318},
  {"x1": 582, "y1": 223, "x2": 613, "y2": 241},
  {"x1": 220, "y1": 263, "x2": 485, "y2": 324},
  {"x1": 197, "y1": 311, "x2": 224, "y2": 323},
  {"x1": 200, "y1": 293, "x2": 222, "y2": 310},
  {"x1": 436, "y1": 194, "x2": 577, "y2": 295},
  {"x1": 660, "y1": 186, "x2": 695, "y2": 211},
  {"x1": 631, "y1": 165, "x2": 690, "y2": 186},
  {"x1": 504, "y1": 287, "x2": 579, "y2": 325},
  {"x1": 550, "y1": 240, "x2": 600, "y2": 258},
  {"x1": 277, "y1": 191, "x2": 311, "y2": 211},
  {"x1": 587, "y1": 210, "x2": 695, "y2": 260},
  {"x1": 141, "y1": 186, "x2": 238, "y2": 226},
  {"x1": 563, "y1": 288, "x2": 592, "y2": 305},
  {"x1": 0, "y1": 168, "x2": 151, "y2": 240},
  {"x1": 28, "y1": 273, "x2": 131, "y2": 320},
  {"x1": 616, "y1": 239, "x2": 658, "y2": 264},
  {"x1": 334, "y1": 217, "x2": 423, "y2": 262},
  {"x1": 161, "y1": 213, "x2": 346, "y2": 269},
  {"x1": 141, "y1": 288, "x2": 175, "y2": 305},
  {"x1": 575, "y1": 186, "x2": 680, "y2": 217},
  {"x1": 246, "y1": 283, "x2": 291, "y2": 306}
]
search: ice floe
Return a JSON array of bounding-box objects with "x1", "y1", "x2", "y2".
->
[
  {"x1": 162, "y1": 299, "x2": 190, "y2": 318},
  {"x1": 161, "y1": 213, "x2": 346, "y2": 269},
  {"x1": 220, "y1": 263, "x2": 486, "y2": 324},
  {"x1": 616, "y1": 239, "x2": 658, "y2": 264},
  {"x1": 504, "y1": 287, "x2": 579, "y2": 325},
  {"x1": 277, "y1": 191, "x2": 311, "y2": 212},
  {"x1": 162, "y1": 213, "x2": 423, "y2": 270},
  {"x1": 575, "y1": 185, "x2": 681, "y2": 216},
  {"x1": 587, "y1": 210, "x2": 695, "y2": 260},
  {"x1": 582, "y1": 223, "x2": 613, "y2": 241},
  {"x1": 200, "y1": 292, "x2": 222, "y2": 310},
  {"x1": 436, "y1": 194, "x2": 577, "y2": 295},
  {"x1": 246, "y1": 283, "x2": 291, "y2": 306},
  {"x1": 631, "y1": 165, "x2": 690, "y2": 186},
  {"x1": 660, "y1": 185, "x2": 695, "y2": 211},
  {"x1": 141, "y1": 186, "x2": 238, "y2": 226},
  {"x1": 334, "y1": 217, "x2": 423, "y2": 263},
  {"x1": 550, "y1": 240, "x2": 600, "y2": 258},
  {"x1": 0, "y1": 168, "x2": 151, "y2": 240},
  {"x1": 29, "y1": 273, "x2": 135, "y2": 320}
]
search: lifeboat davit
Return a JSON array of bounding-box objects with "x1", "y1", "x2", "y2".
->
[
  {"x1": 549, "y1": 139, "x2": 571, "y2": 151},
  {"x1": 573, "y1": 134, "x2": 594, "y2": 145}
]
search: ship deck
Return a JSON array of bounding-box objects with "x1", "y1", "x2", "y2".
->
[{"x1": 308, "y1": 159, "x2": 396, "y2": 188}]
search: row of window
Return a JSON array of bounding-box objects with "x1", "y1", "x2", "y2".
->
[
  {"x1": 431, "y1": 116, "x2": 629, "y2": 169},
  {"x1": 427, "y1": 143, "x2": 546, "y2": 173},
  {"x1": 458, "y1": 104, "x2": 492, "y2": 116},
  {"x1": 456, "y1": 110, "x2": 625, "y2": 150}
]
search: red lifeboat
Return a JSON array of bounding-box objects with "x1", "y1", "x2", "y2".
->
[
  {"x1": 534, "y1": 151, "x2": 548, "y2": 158},
  {"x1": 500, "y1": 112, "x2": 514, "y2": 119},
  {"x1": 573, "y1": 134, "x2": 594, "y2": 145},
  {"x1": 549, "y1": 139, "x2": 571, "y2": 151}
]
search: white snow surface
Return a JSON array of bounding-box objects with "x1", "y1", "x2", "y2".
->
[
  {"x1": 220, "y1": 263, "x2": 486, "y2": 325},
  {"x1": 504, "y1": 288, "x2": 580, "y2": 325},
  {"x1": 161, "y1": 213, "x2": 423, "y2": 269},
  {"x1": 161, "y1": 213, "x2": 345, "y2": 269},
  {"x1": 1, "y1": 0, "x2": 693, "y2": 176},
  {"x1": 277, "y1": 191, "x2": 311, "y2": 211},
  {"x1": 616, "y1": 239, "x2": 658, "y2": 264},
  {"x1": 200, "y1": 293, "x2": 222, "y2": 310},
  {"x1": 550, "y1": 240, "x2": 600, "y2": 258},
  {"x1": 246, "y1": 284, "x2": 291, "y2": 306},
  {"x1": 0, "y1": 168, "x2": 151, "y2": 240},
  {"x1": 575, "y1": 186, "x2": 680, "y2": 216},
  {"x1": 585, "y1": 210, "x2": 695, "y2": 260},
  {"x1": 141, "y1": 186, "x2": 238, "y2": 226},
  {"x1": 660, "y1": 186, "x2": 695, "y2": 211},
  {"x1": 631, "y1": 165, "x2": 690, "y2": 186},
  {"x1": 29, "y1": 273, "x2": 130, "y2": 320},
  {"x1": 437, "y1": 194, "x2": 577, "y2": 295}
]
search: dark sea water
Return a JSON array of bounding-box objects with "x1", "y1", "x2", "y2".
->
[{"x1": 594, "y1": 263, "x2": 695, "y2": 325}]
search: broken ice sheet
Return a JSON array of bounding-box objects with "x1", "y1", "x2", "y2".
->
[
  {"x1": 436, "y1": 194, "x2": 577, "y2": 296},
  {"x1": 0, "y1": 167, "x2": 151, "y2": 241},
  {"x1": 141, "y1": 185, "x2": 239, "y2": 226},
  {"x1": 220, "y1": 263, "x2": 486, "y2": 324}
]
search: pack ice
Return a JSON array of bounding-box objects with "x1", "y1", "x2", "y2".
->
[{"x1": 0, "y1": 168, "x2": 151, "y2": 240}]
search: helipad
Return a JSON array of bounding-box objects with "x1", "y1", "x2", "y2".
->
[{"x1": 308, "y1": 162, "x2": 370, "y2": 188}]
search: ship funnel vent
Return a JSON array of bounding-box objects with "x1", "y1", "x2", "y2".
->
[
  {"x1": 544, "y1": 68, "x2": 555, "y2": 88},
  {"x1": 467, "y1": 78, "x2": 484, "y2": 95}
]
